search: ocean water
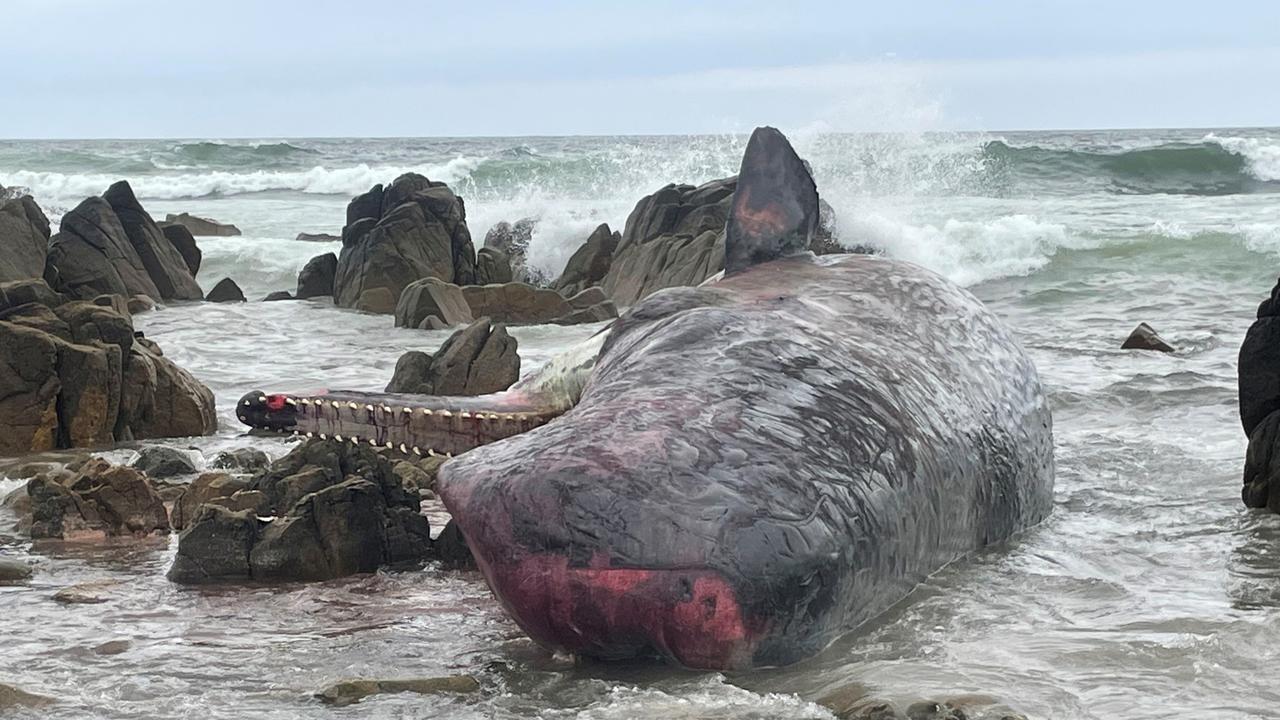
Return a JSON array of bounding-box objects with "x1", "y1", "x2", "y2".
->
[{"x1": 2, "y1": 129, "x2": 1280, "y2": 719}]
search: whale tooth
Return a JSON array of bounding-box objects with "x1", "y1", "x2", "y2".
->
[
  {"x1": 350, "y1": 437, "x2": 359, "y2": 445},
  {"x1": 306, "y1": 432, "x2": 314, "y2": 438},
  {"x1": 445, "y1": 452, "x2": 453, "y2": 458},
  {"x1": 258, "y1": 396, "x2": 267, "y2": 404},
  {"x1": 368, "y1": 438, "x2": 377, "y2": 446},
  {"x1": 319, "y1": 433, "x2": 327, "y2": 440},
  {"x1": 385, "y1": 441, "x2": 393, "y2": 449},
  {"x1": 402, "y1": 407, "x2": 412, "y2": 415},
  {"x1": 292, "y1": 430, "x2": 300, "y2": 436},
  {"x1": 285, "y1": 398, "x2": 297, "y2": 406},
  {"x1": 334, "y1": 434, "x2": 343, "y2": 442},
  {"x1": 365, "y1": 404, "x2": 374, "y2": 412},
  {"x1": 487, "y1": 413, "x2": 500, "y2": 421},
  {"x1": 348, "y1": 402, "x2": 358, "y2": 410},
  {"x1": 381, "y1": 404, "x2": 391, "y2": 412},
  {"x1": 300, "y1": 398, "x2": 310, "y2": 405},
  {"x1": 420, "y1": 408, "x2": 433, "y2": 416},
  {"x1": 399, "y1": 443, "x2": 407, "y2": 453},
  {"x1": 412, "y1": 446, "x2": 421, "y2": 455},
  {"x1": 427, "y1": 449, "x2": 439, "y2": 457},
  {"x1": 439, "y1": 410, "x2": 452, "y2": 418},
  {"x1": 331, "y1": 401, "x2": 340, "y2": 409},
  {"x1": 460, "y1": 411, "x2": 472, "y2": 419}
]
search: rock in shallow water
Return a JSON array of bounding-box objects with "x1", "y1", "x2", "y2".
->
[
  {"x1": 316, "y1": 675, "x2": 480, "y2": 707},
  {"x1": 0, "y1": 683, "x2": 56, "y2": 710},
  {"x1": 296, "y1": 252, "x2": 337, "y2": 300},
  {"x1": 385, "y1": 318, "x2": 519, "y2": 396},
  {"x1": 53, "y1": 579, "x2": 125, "y2": 604},
  {"x1": 28, "y1": 457, "x2": 170, "y2": 539},
  {"x1": 129, "y1": 445, "x2": 198, "y2": 478},
  {"x1": 1121, "y1": 322, "x2": 1175, "y2": 352},
  {"x1": 206, "y1": 278, "x2": 246, "y2": 303},
  {"x1": 0, "y1": 558, "x2": 33, "y2": 584}
]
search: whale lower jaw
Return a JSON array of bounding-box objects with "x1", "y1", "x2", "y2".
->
[{"x1": 477, "y1": 553, "x2": 765, "y2": 670}]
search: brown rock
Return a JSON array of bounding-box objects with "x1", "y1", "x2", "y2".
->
[
  {"x1": 104, "y1": 182, "x2": 204, "y2": 301},
  {"x1": 159, "y1": 223, "x2": 201, "y2": 275},
  {"x1": 460, "y1": 282, "x2": 571, "y2": 324},
  {"x1": 164, "y1": 212, "x2": 241, "y2": 237},
  {"x1": 394, "y1": 276, "x2": 473, "y2": 328},
  {"x1": 296, "y1": 252, "x2": 337, "y2": 299},
  {"x1": 48, "y1": 196, "x2": 161, "y2": 301},
  {"x1": 386, "y1": 318, "x2": 519, "y2": 395},
  {"x1": 0, "y1": 683, "x2": 56, "y2": 710},
  {"x1": 317, "y1": 675, "x2": 480, "y2": 707},
  {"x1": 171, "y1": 472, "x2": 249, "y2": 530},
  {"x1": 0, "y1": 323, "x2": 61, "y2": 455},
  {"x1": 553, "y1": 223, "x2": 619, "y2": 297},
  {"x1": 207, "y1": 278, "x2": 246, "y2": 303},
  {"x1": 0, "y1": 195, "x2": 50, "y2": 283},
  {"x1": 1121, "y1": 322, "x2": 1175, "y2": 353}
]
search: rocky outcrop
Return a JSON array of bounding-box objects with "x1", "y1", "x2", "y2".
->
[
  {"x1": 317, "y1": 675, "x2": 480, "y2": 707},
  {"x1": 296, "y1": 252, "x2": 337, "y2": 300},
  {"x1": 104, "y1": 182, "x2": 204, "y2": 301},
  {"x1": 164, "y1": 212, "x2": 241, "y2": 237},
  {"x1": 385, "y1": 318, "x2": 519, "y2": 396},
  {"x1": 555, "y1": 287, "x2": 619, "y2": 325},
  {"x1": 601, "y1": 178, "x2": 735, "y2": 306},
  {"x1": 168, "y1": 440, "x2": 431, "y2": 584},
  {"x1": 461, "y1": 283, "x2": 575, "y2": 325},
  {"x1": 47, "y1": 184, "x2": 203, "y2": 302},
  {"x1": 394, "y1": 277, "x2": 473, "y2": 329},
  {"x1": 207, "y1": 278, "x2": 246, "y2": 303},
  {"x1": 0, "y1": 282, "x2": 216, "y2": 456},
  {"x1": 159, "y1": 223, "x2": 201, "y2": 276},
  {"x1": 27, "y1": 457, "x2": 169, "y2": 539},
  {"x1": 0, "y1": 195, "x2": 50, "y2": 283},
  {"x1": 334, "y1": 174, "x2": 476, "y2": 313},
  {"x1": 129, "y1": 446, "x2": 197, "y2": 478},
  {"x1": 263, "y1": 291, "x2": 294, "y2": 302},
  {"x1": 475, "y1": 247, "x2": 514, "y2": 285},
  {"x1": 1240, "y1": 279, "x2": 1280, "y2": 511},
  {"x1": 169, "y1": 472, "x2": 259, "y2": 530},
  {"x1": 1121, "y1": 323, "x2": 1175, "y2": 352},
  {"x1": 483, "y1": 218, "x2": 539, "y2": 284},
  {"x1": 295, "y1": 232, "x2": 339, "y2": 243},
  {"x1": 553, "y1": 223, "x2": 618, "y2": 297}
]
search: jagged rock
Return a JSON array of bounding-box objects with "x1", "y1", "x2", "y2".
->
[
  {"x1": 164, "y1": 212, "x2": 240, "y2": 237},
  {"x1": 334, "y1": 174, "x2": 476, "y2": 313},
  {"x1": 433, "y1": 519, "x2": 475, "y2": 569},
  {"x1": 0, "y1": 195, "x2": 50, "y2": 283},
  {"x1": 553, "y1": 223, "x2": 618, "y2": 297},
  {"x1": 295, "y1": 232, "x2": 340, "y2": 243},
  {"x1": 475, "y1": 246, "x2": 513, "y2": 285},
  {"x1": 484, "y1": 218, "x2": 540, "y2": 284},
  {"x1": 170, "y1": 472, "x2": 249, "y2": 530},
  {"x1": 207, "y1": 278, "x2": 245, "y2": 303},
  {"x1": 210, "y1": 447, "x2": 270, "y2": 473},
  {"x1": 119, "y1": 341, "x2": 218, "y2": 441},
  {"x1": 48, "y1": 196, "x2": 163, "y2": 301},
  {"x1": 263, "y1": 291, "x2": 294, "y2": 302},
  {"x1": 1121, "y1": 323, "x2": 1175, "y2": 353},
  {"x1": 159, "y1": 223, "x2": 201, "y2": 275},
  {"x1": 169, "y1": 440, "x2": 430, "y2": 584},
  {"x1": 296, "y1": 252, "x2": 337, "y2": 300},
  {"x1": 1240, "y1": 279, "x2": 1280, "y2": 437},
  {"x1": 28, "y1": 458, "x2": 169, "y2": 539},
  {"x1": 601, "y1": 177, "x2": 734, "y2": 306},
  {"x1": 317, "y1": 675, "x2": 480, "y2": 707},
  {"x1": 460, "y1": 282, "x2": 572, "y2": 324},
  {"x1": 394, "y1": 277, "x2": 473, "y2": 329},
  {"x1": 126, "y1": 294, "x2": 156, "y2": 314},
  {"x1": 104, "y1": 182, "x2": 204, "y2": 301},
  {"x1": 385, "y1": 318, "x2": 519, "y2": 396},
  {"x1": 0, "y1": 558, "x2": 33, "y2": 584},
  {"x1": 553, "y1": 287, "x2": 618, "y2": 325},
  {"x1": 0, "y1": 279, "x2": 65, "y2": 312},
  {"x1": 130, "y1": 446, "x2": 198, "y2": 478}
]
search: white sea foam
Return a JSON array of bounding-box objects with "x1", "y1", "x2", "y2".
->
[
  {"x1": 1204, "y1": 134, "x2": 1280, "y2": 182},
  {"x1": 0, "y1": 156, "x2": 485, "y2": 204},
  {"x1": 843, "y1": 211, "x2": 1076, "y2": 286}
]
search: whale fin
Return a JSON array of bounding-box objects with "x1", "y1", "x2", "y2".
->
[{"x1": 724, "y1": 126, "x2": 819, "y2": 275}]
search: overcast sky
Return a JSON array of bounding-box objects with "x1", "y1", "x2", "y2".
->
[{"x1": 3, "y1": 0, "x2": 1278, "y2": 138}]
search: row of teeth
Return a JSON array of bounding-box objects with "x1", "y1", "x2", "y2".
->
[
  {"x1": 270, "y1": 396, "x2": 536, "y2": 423},
  {"x1": 280, "y1": 425, "x2": 450, "y2": 458}
]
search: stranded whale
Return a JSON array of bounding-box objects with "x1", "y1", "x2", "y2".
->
[{"x1": 238, "y1": 127, "x2": 1054, "y2": 669}]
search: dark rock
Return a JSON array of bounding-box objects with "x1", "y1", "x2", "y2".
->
[
  {"x1": 170, "y1": 472, "x2": 249, "y2": 530},
  {"x1": 167, "y1": 505, "x2": 260, "y2": 583},
  {"x1": 210, "y1": 447, "x2": 270, "y2": 473},
  {"x1": 484, "y1": 218, "x2": 540, "y2": 284},
  {"x1": 602, "y1": 177, "x2": 735, "y2": 306},
  {"x1": 1241, "y1": 281, "x2": 1280, "y2": 436},
  {"x1": 475, "y1": 246, "x2": 513, "y2": 285},
  {"x1": 164, "y1": 212, "x2": 241, "y2": 237},
  {"x1": 92, "y1": 640, "x2": 131, "y2": 655},
  {"x1": 262, "y1": 291, "x2": 294, "y2": 302},
  {"x1": 1121, "y1": 323, "x2": 1175, "y2": 353},
  {"x1": 0, "y1": 323, "x2": 63, "y2": 454},
  {"x1": 170, "y1": 439, "x2": 429, "y2": 584},
  {"x1": 53, "y1": 579, "x2": 125, "y2": 604},
  {"x1": 461, "y1": 282, "x2": 572, "y2": 325},
  {"x1": 207, "y1": 278, "x2": 246, "y2": 303},
  {"x1": 48, "y1": 196, "x2": 162, "y2": 301},
  {"x1": 104, "y1": 182, "x2": 204, "y2": 301},
  {"x1": 118, "y1": 341, "x2": 218, "y2": 441},
  {"x1": 159, "y1": 223, "x2": 201, "y2": 276},
  {"x1": 553, "y1": 223, "x2": 619, "y2": 297},
  {"x1": 0, "y1": 279, "x2": 65, "y2": 312},
  {"x1": 29, "y1": 457, "x2": 169, "y2": 539},
  {"x1": 813, "y1": 198, "x2": 843, "y2": 255},
  {"x1": 0, "y1": 195, "x2": 51, "y2": 283},
  {"x1": 296, "y1": 252, "x2": 338, "y2": 300},
  {"x1": 0, "y1": 558, "x2": 33, "y2": 584},
  {"x1": 394, "y1": 277, "x2": 473, "y2": 329},
  {"x1": 334, "y1": 174, "x2": 476, "y2": 313},
  {"x1": 317, "y1": 675, "x2": 480, "y2": 707},
  {"x1": 1, "y1": 302, "x2": 72, "y2": 340},
  {"x1": 130, "y1": 446, "x2": 197, "y2": 478},
  {"x1": 295, "y1": 232, "x2": 340, "y2": 243},
  {"x1": 386, "y1": 318, "x2": 519, "y2": 396},
  {"x1": 126, "y1": 294, "x2": 156, "y2": 314},
  {"x1": 433, "y1": 518, "x2": 475, "y2": 570}
]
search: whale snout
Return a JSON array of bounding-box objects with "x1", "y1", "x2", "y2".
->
[{"x1": 476, "y1": 554, "x2": 762, "y2": 669}]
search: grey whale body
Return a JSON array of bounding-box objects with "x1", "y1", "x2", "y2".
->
[{"x1": 237, "y1": 127, "x2": 1054, "y2": 669}]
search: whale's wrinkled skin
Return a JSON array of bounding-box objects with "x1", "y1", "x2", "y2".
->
[{"x1": 239, "y1": 127, "x2": 1054, "y2": 669}]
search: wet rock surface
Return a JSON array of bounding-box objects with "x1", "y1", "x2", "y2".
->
[
  {"x1": 334, "y1": 173, "x2": 476, "y2": 313},
  {"x1": 553, "y1": 222, "x2": 619, "y2": 297},
  {"x1": 129, "y1": 446, "x2": 197, "y2": 478},
  {"x1": 0, "y1": 287, "x2": 216, "y2": 455},
  {"x1": 296, "y1": 252, "x2": 337, "y2": 299},
  {"x1": 385, "y1": 318, "x2": 519, "y2": 396},
  {"x1": 0, "y1": 194, "x2": 51, "y2": 284},
  {"x1": 28, "y1": 457, "x2": 170, "y2": 539},
  {"x1": 1121, "y1": 322, "x2": 1175, "y2": 352},
  {"x1": 0, "y1": 683, "x2": 56, "y2": 710},
  {"x1": 394, "y1": 276, "x2": 473, "y2": 329},
  {"x1": 0, "y1": 557, "x2": 34, "y2": 583},
  {"x1": 483, "y1": 217, "x2": 539, "y2": 284},
  {"x1": 316, "y1": 675, "x2": 480, "y2": 707},
  {"x1": 164, "y1": 212, "x2": 241, "y2": 237},
  {"x1": 207, "y1": 277, "x2": 246, "y2": 303},
  {"x1": 169, "y1": 439, "x2": 431, "y2": 584}
]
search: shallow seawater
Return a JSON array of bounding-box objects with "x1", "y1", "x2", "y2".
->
[{"x1": 4, "y1": 130, "x2": 1280, "y2": 718}]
